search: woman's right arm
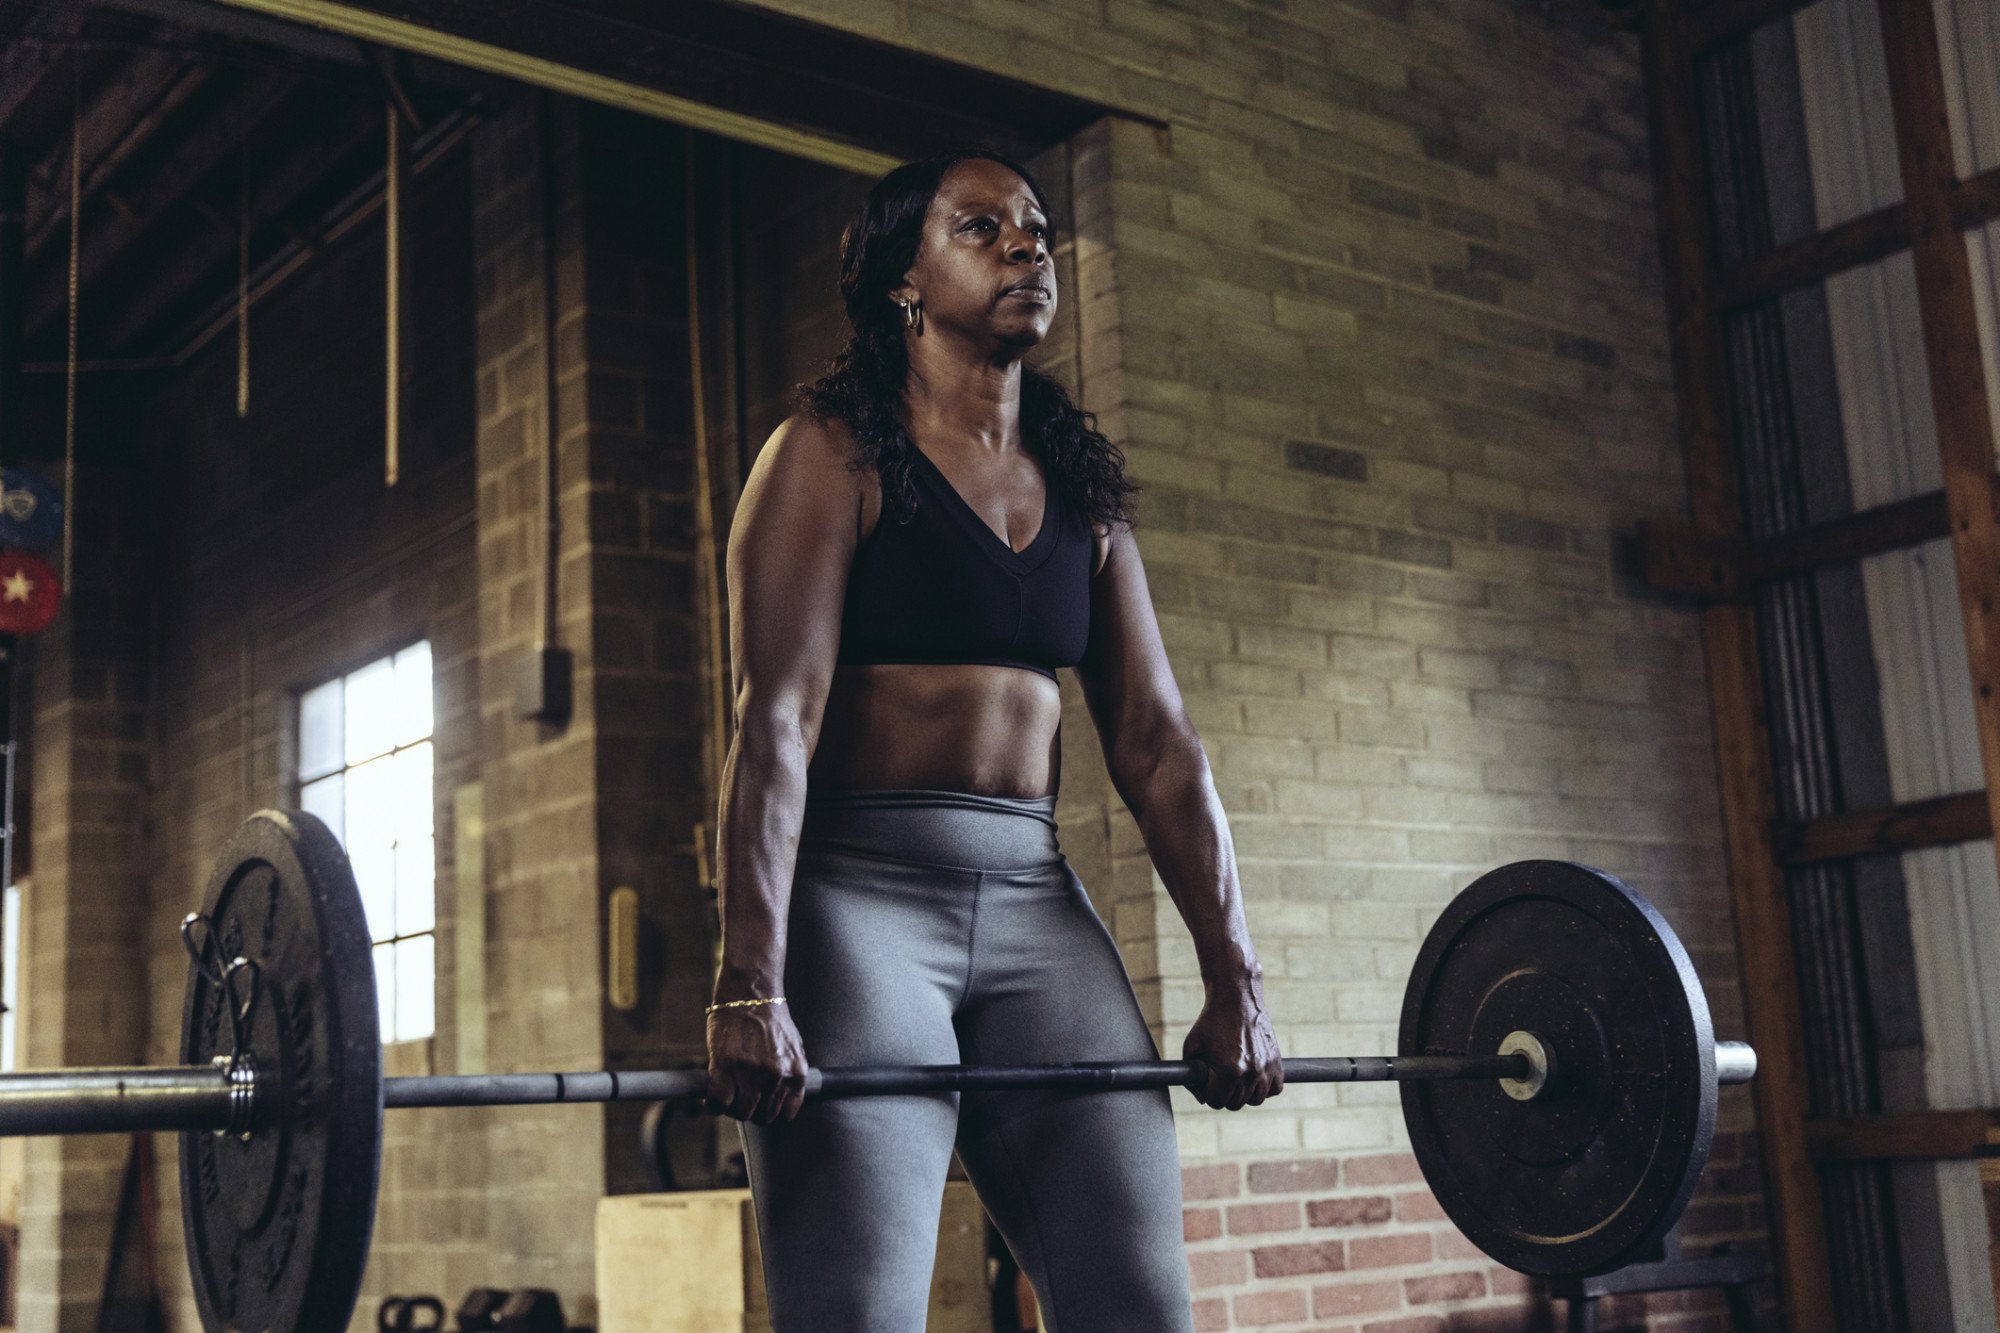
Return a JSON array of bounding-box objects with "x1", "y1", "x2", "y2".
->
[{"x1": 706, "y1": 414, "x2": 864, "y2": 1126}]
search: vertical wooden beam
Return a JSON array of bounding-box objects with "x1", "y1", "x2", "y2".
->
[
  {"x1": 1639, "y1": 4, "x2": 1835, "y2": 1325},
  {"x1": 1876, "y1": 0, "x2": 2000, "y2": 884}
]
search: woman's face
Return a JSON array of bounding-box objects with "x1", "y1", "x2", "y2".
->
[{"x1": 896, "y1": 158, "x2": 1057, "y2": 351}]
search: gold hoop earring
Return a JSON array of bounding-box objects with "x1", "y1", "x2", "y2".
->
[{"x1": 900, "y1": 297, "x2": 921, "y2": 331}]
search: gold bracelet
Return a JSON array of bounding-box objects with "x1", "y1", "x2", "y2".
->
[{"x1": 705, "y1": 996, "x2": 787, "y2": 1015}]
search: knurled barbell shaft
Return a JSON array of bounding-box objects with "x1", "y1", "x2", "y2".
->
[
  {"x1": 0, "y1": 1042, "x2": 1755, "y2": 1136},
  {"x1": 383, "y1": 1054, "x2": 1531, "y2": 1108}
]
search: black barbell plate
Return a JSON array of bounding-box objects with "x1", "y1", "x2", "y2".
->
[
  {"x1": 1398, "y1": 860, "x2": 1719, "y2": 1278},
  {"x1": 179, "y1": 809, "x2": 384, "y2": 1333}
]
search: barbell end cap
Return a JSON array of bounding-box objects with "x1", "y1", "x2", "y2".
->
[{"x1": 1715, "y1": 1041, "x2": 1756, "y2": 1085}]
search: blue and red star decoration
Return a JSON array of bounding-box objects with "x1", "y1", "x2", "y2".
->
[{"x1": 0, "y1": 470, "x2": 62, "y2": 637}]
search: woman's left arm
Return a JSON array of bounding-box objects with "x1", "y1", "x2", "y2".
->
[{"x1": 1075, "y1": 522, "x2": 1284, "y2": 1111}]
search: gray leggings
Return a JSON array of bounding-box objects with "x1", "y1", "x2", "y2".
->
[{"x1": 740, "y1": 788, "x2": 1195, "y2": 1333}]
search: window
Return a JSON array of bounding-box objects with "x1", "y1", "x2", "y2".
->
[
  {"x1": 1, "y1": 883, "x2": 17, "y2": 1072},
  {"x1": 298, "y1": 642, "x2": 435, "y2": 1043}
]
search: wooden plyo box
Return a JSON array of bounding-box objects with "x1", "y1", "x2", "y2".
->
[{"x1": 596, "y1": 1181, "x2": 994, "y2": 1332}]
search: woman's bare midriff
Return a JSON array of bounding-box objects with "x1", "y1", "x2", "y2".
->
[{"x1": 805, "y1": 661, "x2": 1064, "y2": 798}]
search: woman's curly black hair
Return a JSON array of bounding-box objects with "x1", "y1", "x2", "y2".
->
[{"x1": 800, "y1": 148, "x2": 1139, "y2": 532}]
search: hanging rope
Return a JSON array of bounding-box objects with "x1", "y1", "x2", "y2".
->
[
  {"x1": 63, "y1": 69, "x2": 79, "y2": 594},
  {"x1": 237, "y1": 125, "x2": 249, "y2": 419},
  {"x1": 684, "y1": 130, "x2": 729, "y2": 901},
  {"x1": 384, "y1": 102, "x2": 401, "y2": 488}
]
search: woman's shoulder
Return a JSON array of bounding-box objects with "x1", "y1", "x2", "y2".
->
[
  {"x1": 745, "y1": 412, "x2": 882, "y2": 544},
  {"x1": 762, "y1": 410, "x2": 866, "y2": 468}
]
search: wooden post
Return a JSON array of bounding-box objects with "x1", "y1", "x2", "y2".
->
[
  {"x1": 1640, "y1": 3, "x2": 1835, "y2": 1325},
  {"x1": 1875, "y1": 0, "x2": 2000, "y2": 894}
]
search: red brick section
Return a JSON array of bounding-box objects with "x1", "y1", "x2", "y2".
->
[
  {"x1": 1349, "y1": 1232, "x2": 1434, "y2": 1270},
  {"x1": 1248, "y1": 1158, "x2": 1343, "y2": 1194},
  {"x1": 1232, "y1": 1287, "x2": 1311, "y2": 1327},
  {"x1": 1313, "y1": 1278, "x2": 1403, "y2": 1320},
  {"x1": 1184, "y1": 1130, "x2": 1769, "y2": 1328},
  {"x1": 1392, "y1": 1189, "x2": 1447, "y2": 1223},
  {"x1": 1191, "y1": 1250, "x2": 1252, "y2": 1290},
  {"x1": 1184, "y1": 1162, "x2": 1246, "y2": 1201},
  {"x1": 1229, "y1": 1201, "x2": 1304, "y2": 1234},
  {"x1": 1252, "y1": 1240, "x2": 1347, "y2": 1279},
  {"x1": 1404, "y1": 1270, "x2": 1486, "y2": 1304},
  {"x1": 1343, "y1": 1153, "x2": 1425, "y2": 1188},
  {"x1": 1309, "y1": 1195, "x2": 1394, "y2": 1228},
  {"x1": 1193, "y1": 1296, "x2": 1232, "y2": 1332},
  {"x1": 1360, "y1": 1317, "x2": 1446, "y2": 1333}
]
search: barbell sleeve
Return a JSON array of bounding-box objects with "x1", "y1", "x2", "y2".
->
[
  {"x1": 1715, "y1": 1039, "x2": 1757, "y2": 1084},
  {"x1": 0, "y1": 1064, "x2": 240, "y2": 1136}
]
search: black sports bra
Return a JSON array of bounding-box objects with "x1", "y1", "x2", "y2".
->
[{"x1": 836, "y1": 446, "x2": 1093, "y2": 682}]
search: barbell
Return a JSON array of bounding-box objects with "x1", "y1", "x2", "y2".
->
[{"x1": 3, "y1": 810, "x2": 1755, "y2": 1331}]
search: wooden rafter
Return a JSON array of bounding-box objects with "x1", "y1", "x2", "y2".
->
[
  {"x1": 1638, "y1": 488, "x2": 1965, "y2": 598},
  {"x1": 1712, "y1": 202, "x2": 1908, "y2": 311},
  {"x1": 1640, "y1": 2, "x2": 1834, "y2": 1325},
  {"x1": 1774, "y1": 790, "x2": 1991, "y2": 866},
  {"x1": 1805, "y1": 1110, "x2": 2000, "y2": 1162},
  {"x1": 1713, "y1": 164, "x2": 2000, "y2": 310}
]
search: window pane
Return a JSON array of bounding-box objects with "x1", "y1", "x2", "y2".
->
[
  {"x1": 373, "y1": 940, "x2": 397, "y2": 1044},
  {"x1": 344, "y1": 658, "x2": 400, "y2": 765},
  {"x1": 1790, "y1": 0, "x2": 1901, "y2": 230},
  {"x1": 393, "y1": 642, "x2": 433, "y2": 749},
  {"x1": 394, "y1": 934, "x2": 435, "y2": 1042},
  {"x1": 301, "y1": 774, "x2": 344, "y2": 845},
  {"x1": 1860, "y1": 539, "x2": 1981, "y2": 805},
  {"x1": 395, "y1": 833, "x2": 435, "y2": 938},
  {"x1": 299, "y1": 679, "x2": 344, "y2": 781},
  {"x1": 394, "y1": 743, "x2": 434, "y2": 844},
  {"x1": 2, "y1": 884, "x2": 18, "y2": 1072},
  {"x1": 1695, "y1": 0, "x2": 1901, "y2": 264},
  {"x1": 1971, "y1": 219, "x2": 2000, "y2": 461},
  {"x1": 1937, "y1": 0, "x2": 2000, "y2": 178},
  {"x1": 347, "y1": 755, "x2": 398, "y2": 942},
  {"x1": 1895, "y1": 839, "x2": 2000, "y2": 1323},
  {"x1": 1720, "y1": 252, "x2": 1938, "y2": 542}
]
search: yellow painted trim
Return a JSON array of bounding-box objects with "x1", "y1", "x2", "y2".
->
[{"x1": 209, "y1": 0, "x2": 902, "y2": 176}]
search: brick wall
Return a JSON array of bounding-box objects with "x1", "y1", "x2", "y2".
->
[{"x1": 730, "y1": 2, "x2": 1764, "y2": 1328}]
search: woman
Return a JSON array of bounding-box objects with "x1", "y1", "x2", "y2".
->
[{"x1": 705, "y1": 148, "x2": 1283, "y2": 1333}]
